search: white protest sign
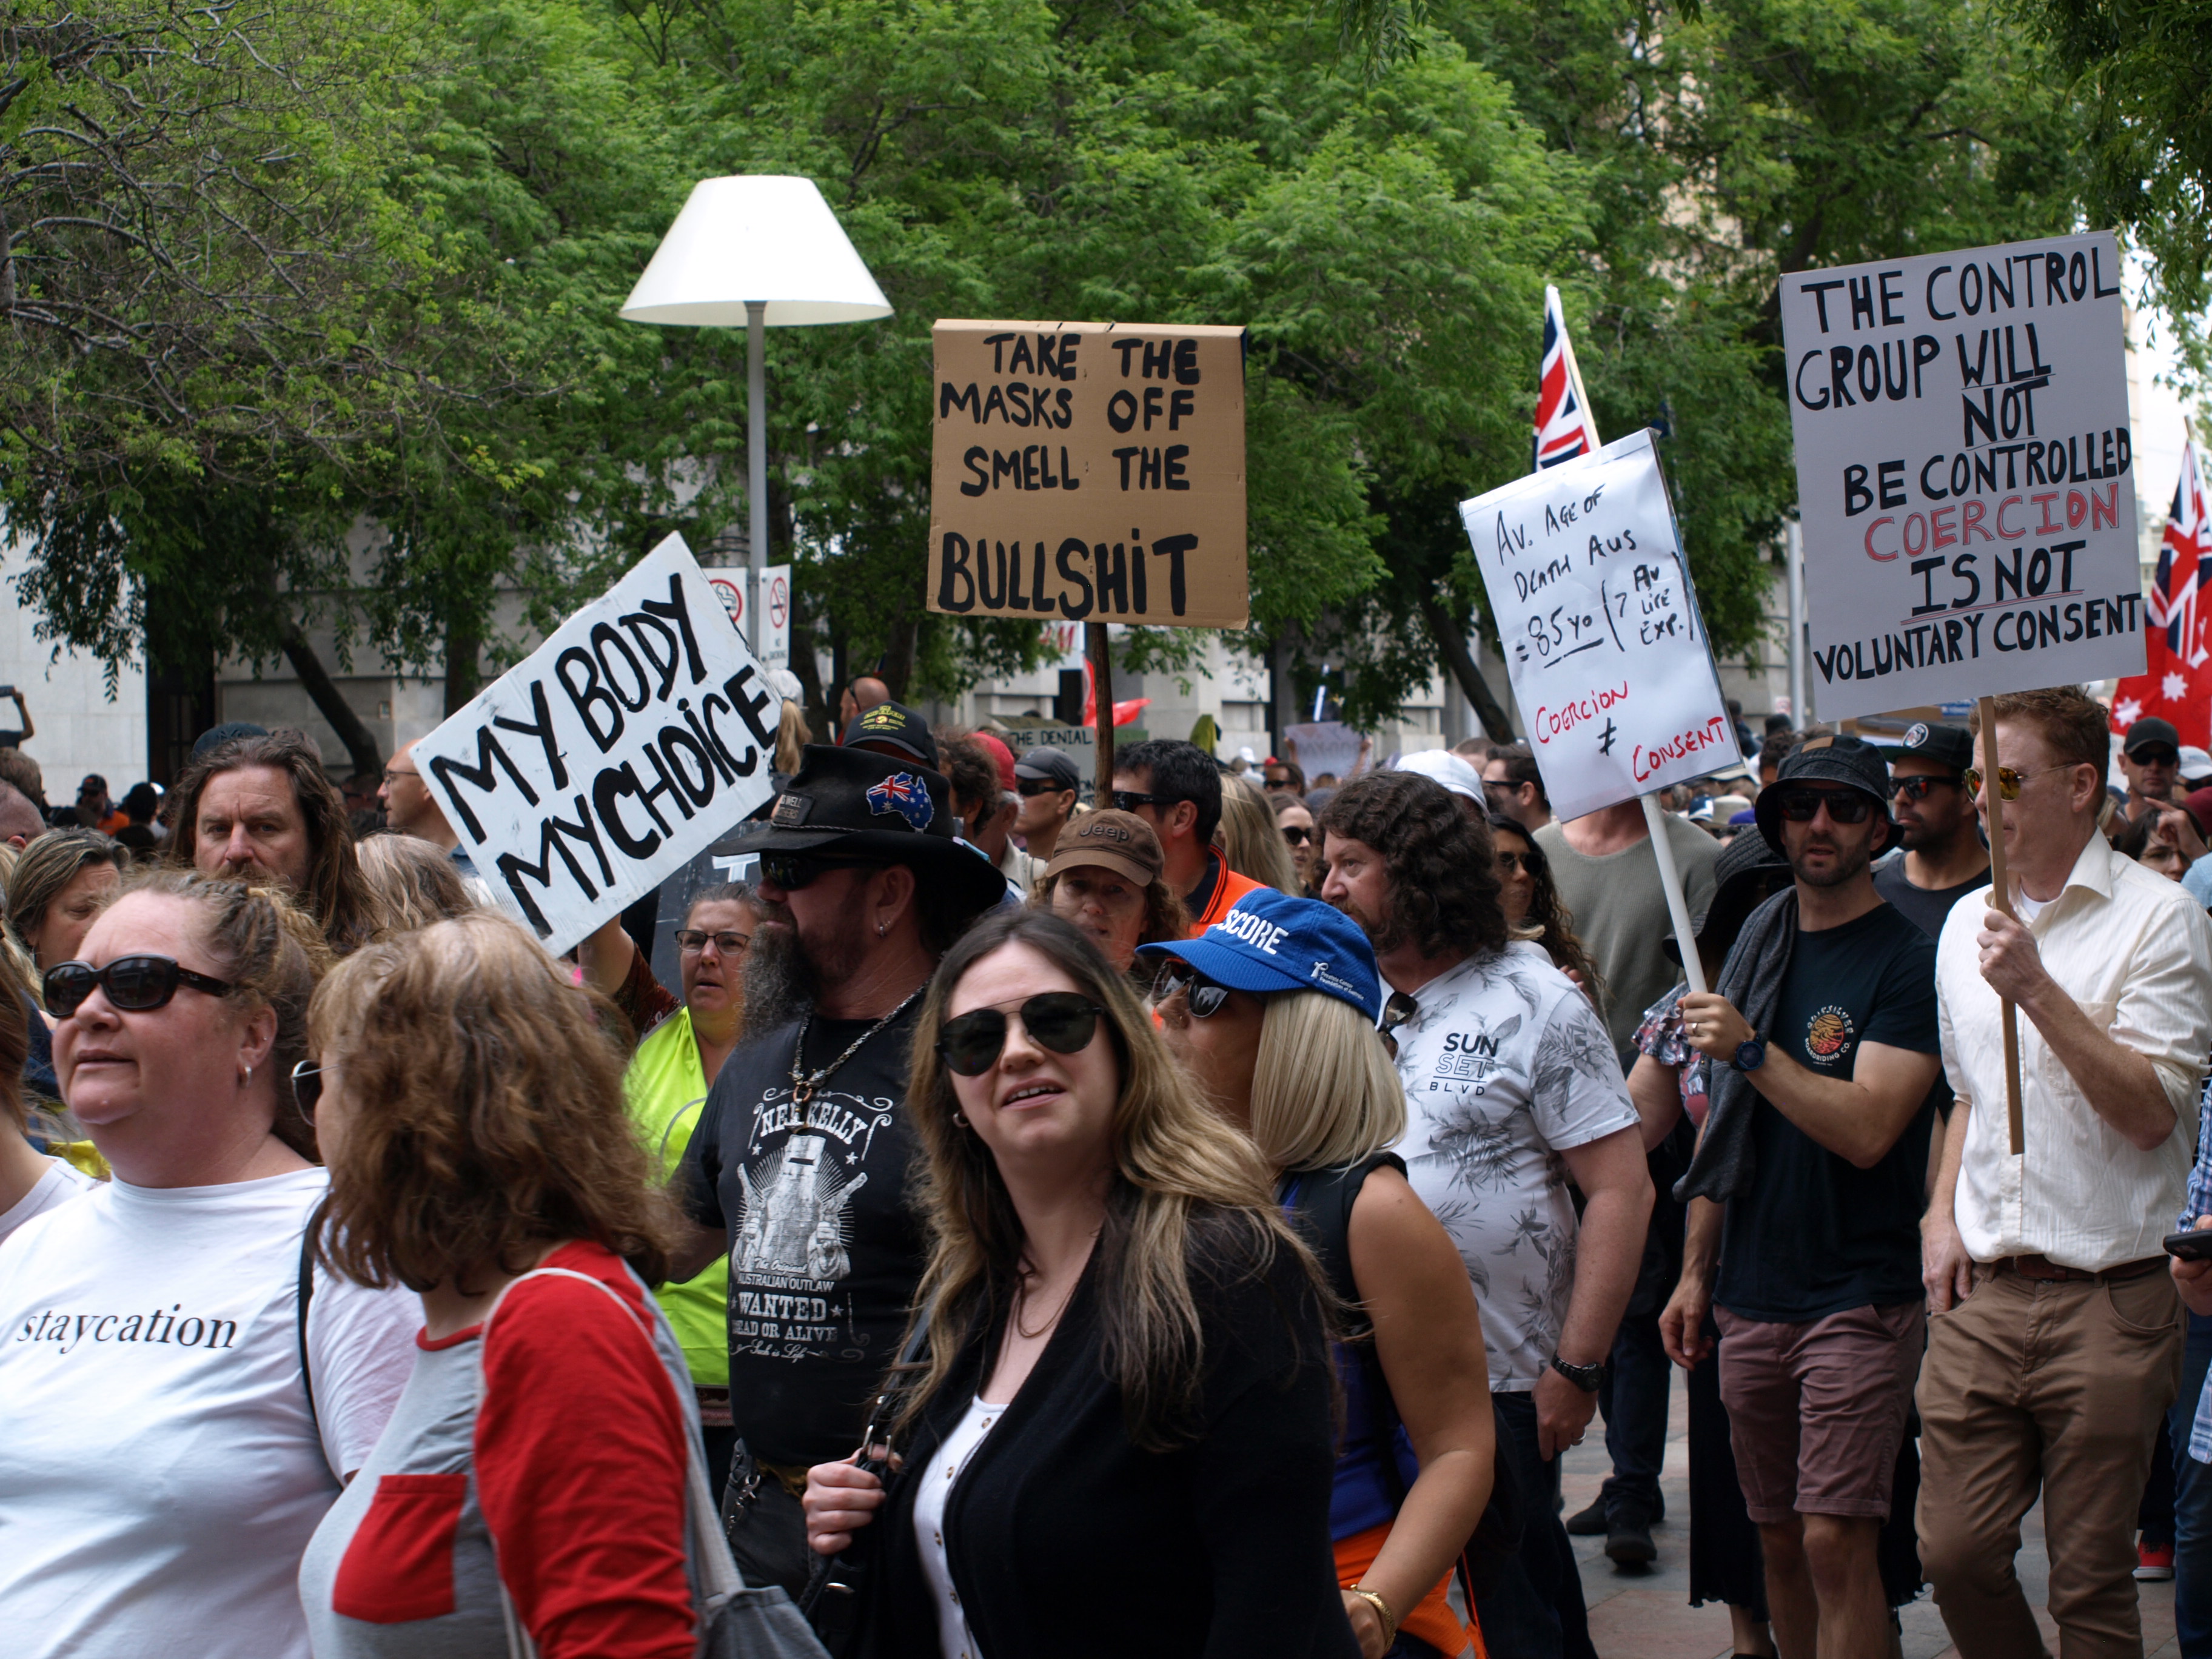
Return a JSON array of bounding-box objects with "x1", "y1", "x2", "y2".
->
[
  {"x1": 1781, "y1": 230, "x2": 2143, "y2": 719},
  {"x1": 1459, "y1": 428, "x2": 1734, "y2": 820},
  {"x1": 415, "y1": 533, "x2": 780, "y2": 951}
]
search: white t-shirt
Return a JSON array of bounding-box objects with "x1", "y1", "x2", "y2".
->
[
  {"x1": 1389, "y1": 942, "x2": 1641, "y2": 1392},
  {"x1": 0, "y1": 1165, "x2": 418, "y2": 1659},
  {"x1": 914, "y1": 1395, "x2": 1002, "y2": 1659},
  {"x1": 0, "y1": 1157, "x2": 93, "y2": 1247}
]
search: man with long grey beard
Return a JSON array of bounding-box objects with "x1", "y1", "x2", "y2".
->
[{"x1": 667, "y1": 744, "x2": 1005, "y2": 1597}]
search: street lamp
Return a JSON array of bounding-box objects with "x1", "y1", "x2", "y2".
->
[{"x1": 619, "y1": 175, "x2": 891, "y2": 651}]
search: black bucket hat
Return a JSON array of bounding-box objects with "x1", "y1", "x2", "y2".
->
[
  {"x1": 747, "y1": 744, "x2": 1007, "y2": 916},
  {"x1": 1753, "y1": 733, "x2": 1898, "y2": 858},
  {"x1": 1664, "y1": 832, "x2": 1794, "y2": 964}
]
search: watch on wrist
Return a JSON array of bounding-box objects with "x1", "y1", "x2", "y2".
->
[
  {"x1": 1550, "y1": 1352, "x2": 1603, "y2": 1393},
  {"x1": 1732, "y1": 1037, "x2": 1766, "y2": 1073}
]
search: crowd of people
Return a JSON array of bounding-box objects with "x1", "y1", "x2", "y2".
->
[{"x1": 2, "y1": 676, "x2": 2211, "y2": 1659}]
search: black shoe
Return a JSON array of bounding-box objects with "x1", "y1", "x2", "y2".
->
[
  {"x1": 1565, "y1": 1500, "x2": 1607, "y2": 1537},
  {"x1": 1605, "y1": 1512, "x2": 1658, "y2": 1566}
]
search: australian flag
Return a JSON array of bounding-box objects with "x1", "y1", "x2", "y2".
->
[
  {"x1": 865, "y1": 771, "x2": 934, "y2": 833},
  {"x1": 2111, "y1": 437, "x2": 2212, "y2": 745},
  {"x1": 1533, "y1": 284, "x2": 1601, "y2": 471}
]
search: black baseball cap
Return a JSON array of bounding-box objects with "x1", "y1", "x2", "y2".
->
[
  {"x1": 2125, "y1": 716, "x2": 2182, "y2": 759},
  {"x1": 840, "y1": 700, "x2": 939, "y2": 768},
  {"x1": 1754, "y1": 734, "x2": 1897, "y2": 856},
  {"x1": 1886, "y1": 720, "x2": 1975, "y2": 775},
  {"x1": 1014, "y1": 748, "x2": 1081, "y2": 792}
]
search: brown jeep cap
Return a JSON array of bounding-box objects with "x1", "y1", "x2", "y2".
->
[{"x1": 1042, "y1": 809, "x2": 1163, "y2": 888}]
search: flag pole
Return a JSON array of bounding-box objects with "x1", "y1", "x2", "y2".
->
[{"x1": 1977, "y1": 697, "x2": 2027, "y2": 1156}]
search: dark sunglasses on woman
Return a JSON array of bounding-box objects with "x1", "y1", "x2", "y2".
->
[
  {"x1": 937, "y1": 993, "x2": 1107, "y2": 1076},
  {"x1": 1148, "y1": 959, "x2": 1232, "y2": 1019},
  {"x1": 44, "y1": 955, "x2": 234, "y2": 1019},
  {"x1": 1281, "y1": 825, "x2": 1312, "y2": 846}
]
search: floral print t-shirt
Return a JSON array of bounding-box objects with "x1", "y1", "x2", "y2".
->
[{"x1": 1389, "y1": 942, "x2": 1640, "y2": 1392}]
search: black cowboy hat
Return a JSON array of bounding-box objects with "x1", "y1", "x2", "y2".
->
[
  {"x1": 746, "y1": 744, "x2": 1007, "y2": 916},
  {"x1": 1664, "y1": 832, "x2": 1794, "y2": 964}
]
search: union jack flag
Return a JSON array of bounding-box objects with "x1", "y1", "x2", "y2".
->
[
  {"x1": 1533, "y1": 284, "x2": 1600, "y2": 471},
  {"x1": 2111, "y1": 435, "x2": 2211, "y2": 745},
  {"x1": 865, "y1": 771, "x2": 934, "y2": 833}
]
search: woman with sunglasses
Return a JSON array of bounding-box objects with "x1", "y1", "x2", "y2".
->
[
  {"x1": 0, "y1": 872, "x2": 417, "y2": 1659},
  {"x1": 1487, "y1": 815, "x2": 1603, "y2": 1002},
  {"x1": 801, "y1": 909, "x2": 1356, "y2": 1659},
  {"x1": 1273, "y1": 795, "x2": 1321, "y2": 894},
  {"x1": 1144, "y1": 890, "x2": 1495, "y2": 1659},
  {"x1": 1028, "y1": 808, "x2": 1187, "y2": 977},
  {"x1": 298, "y1": 913, "x2": 713, "y2": 1659}
]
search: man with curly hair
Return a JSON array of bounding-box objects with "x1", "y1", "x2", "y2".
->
[{"x1": 1319, "y1": 769, "x2": 1652, "y2": 1659}]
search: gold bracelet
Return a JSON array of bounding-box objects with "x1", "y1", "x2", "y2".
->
[{"x1": 1349, "y1": 1584, "x2": 1397, "y2": 1647}]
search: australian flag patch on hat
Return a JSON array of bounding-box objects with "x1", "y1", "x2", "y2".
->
[{"x1": 865, "y1": 772, "x2": 934, "y2": 833}]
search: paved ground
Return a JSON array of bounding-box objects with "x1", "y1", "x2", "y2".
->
[{"x1": 1558, "y1": 1366, "x2": 2180, "y2": 1658}]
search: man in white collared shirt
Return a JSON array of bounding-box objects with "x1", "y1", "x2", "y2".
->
[{"x1": 1920, "y1": 685, "x2": 2212, "y2": 1658}]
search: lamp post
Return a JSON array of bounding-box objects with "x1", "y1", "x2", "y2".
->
[{"x1": 619, "y1": 176, "x2": 891, "y2": 653}]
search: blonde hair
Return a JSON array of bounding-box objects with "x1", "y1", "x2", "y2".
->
[
  {"x1": 310, "y1": 911, "x2": 675, "y2": 1290},
  {"x1": 775, "y1": 700, "x2": 810, "y2": 776},
  {"x1": 895, "y1": 909, "x2": 1326, "y2": 1449},
  {"x1": 356, "y1": 834, "x2": 478, "y2": 936},
  {"x1": 1214, "y1": 773, "x2": 1300, "y2": 893},
  {"x1": 1247, "y1": 990, "x2": 1407, "y2": 1171}
]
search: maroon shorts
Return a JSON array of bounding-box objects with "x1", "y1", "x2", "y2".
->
[{"x1": 1715, "y1": 1301, "x2": 1923, "y2": 1525}]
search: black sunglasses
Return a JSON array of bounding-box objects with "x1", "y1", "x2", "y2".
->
[
  {"x1": 1016, "y1": 777, "x2": 1067, "y2": 797},
  {"x1": 759, "y1": 852, "x2": 883, "y2": 891},
  {"x1": 1892, "y1": 776, "x2": 1959, "y2": 803},
  {"x1": 2133, "y1": 747, "x2": 2181, "y2": 767},
  {"x1": 1777, "y1": 788, "x2": 1876, "y2": 825},
  {"x1": 1149, "y1": 959, "x2": 1232, "y2": 1019},
  {"x1": 1379, "y1": 990, "x2": 1419, "y2": 1062},
  {"x1": 1281, "y1": 825, "x2": 1312, "y2": 846},
  {"x1": 1110, "y1": 789, "x2": 1174, "y2": 813},
  {"x1": 937, "y1": 992, "x2": 1107, "y2": 1076},
  {"x1": 44, "y1": 954, "x2": 235, "y2": 1018},
  {"x1": 292, "y1": 1060, "x2": 323, "y2": 1121}
]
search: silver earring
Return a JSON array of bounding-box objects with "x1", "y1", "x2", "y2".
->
[
  {"x1": 877, "y1": 922, "x2": 887, "y2": 937},
  {"x1": 951, "y1": 1111, "x2": 968, "y2": 1128},
  {"x1": 241, "y1": 1064, "x2": 253, "y2": 1087}
]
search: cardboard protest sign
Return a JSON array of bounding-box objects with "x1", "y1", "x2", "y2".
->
[
  {"x1": 996, "y1": 718, "x2": 1098, "y2": 804},
  {"x1": 927, "y1": 321, "x2": 1248, "y2": 628},
  {"x1": 1458, "y1": 429, "x2": 1734, "y2": 820},
  {"x1": 1780, "y1": 231, "x2": 2143, "y2": 719},
  {"x1": 415, "y1": 533, "x2": 779, "y2": 951}
]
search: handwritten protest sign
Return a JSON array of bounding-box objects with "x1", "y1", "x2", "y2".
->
[
  {"x1": 1780, "y1": 231, "x2": 2143, "y2": 719},
  {"x1": 1459, "y1": 428, "x2": 1734, "y2": 821},
  {"x1": 416, "y1": 533, "x2": 779, "y2": 951},
  {"x1": 927, "y1": 320, "x2": 1248, "y2": 628}
]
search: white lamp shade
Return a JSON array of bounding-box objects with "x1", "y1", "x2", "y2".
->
[{"x1": 620, "y1": 175, "x2": 891, "y2": 327}]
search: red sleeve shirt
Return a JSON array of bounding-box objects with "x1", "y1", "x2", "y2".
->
[{"x1": 472, "y1": 1241, "x2": 697, "y2": 1659}]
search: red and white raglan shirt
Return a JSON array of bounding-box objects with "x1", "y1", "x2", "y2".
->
[{"x1": 298, "y1": 1240, "x2": 701, "y2": 1659}]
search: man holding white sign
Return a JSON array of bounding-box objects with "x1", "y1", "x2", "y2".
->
[{"x1": 412, "y1": 533, "x2": 782, "y2": 953}]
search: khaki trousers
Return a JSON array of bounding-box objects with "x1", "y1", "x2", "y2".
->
[{"x1": 1917, "y1": 1264, "x2": 2184, "y2": 1659}]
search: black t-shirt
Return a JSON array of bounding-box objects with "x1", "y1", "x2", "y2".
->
[
  {"x1": 1872, "y1": 856, "x2": 1989, "y2": 943},
  {"x1": 1717, "y1": 902, "x2": 1940, "y2": 1323},
  {"x1": 679, "y1": 1001, "x2": 928, "y2": 1468}
]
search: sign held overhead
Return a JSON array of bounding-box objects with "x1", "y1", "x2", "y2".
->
[
  {"x1": 927, "y1": 320, "x2": 1248, "y2": 629},
  {"x1": 415, "y1": 532, "x2": 779, "y2": 951},
  {"x1": 1780, "y1": 230, "x2": 2143, "y2": 719},
  {"x1": 1460, "y1": 428, "x2": 1735, "y2": 821}
]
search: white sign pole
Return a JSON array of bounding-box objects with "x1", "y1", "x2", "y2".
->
[{"x1": 1642, "y1": 793, "x2": 1709, "y2": 996}]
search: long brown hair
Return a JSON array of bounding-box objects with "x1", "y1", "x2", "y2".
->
[
  {"x1": 893, "y1": 909, "x2": 1326, "y2": 1450},
  {"x1": 1488, "y1": 814, "x2": 1604, "y2": 1002},
  {"x1": 310, "y1": 912, "x2": 675, "y2": 1291},
  {"x1": 1215, "y1": 773, "x2": 1301, "y2": 893},
  {"x1": 167, "y1": 729, "x2": 377, "y2": 953}
]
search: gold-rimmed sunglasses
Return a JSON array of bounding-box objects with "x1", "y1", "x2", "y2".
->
[{"x1": 1962, "y1": 762, "x2": 2074, "y2": 802}]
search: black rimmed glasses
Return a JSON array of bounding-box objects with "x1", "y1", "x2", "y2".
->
[
  {"x1": 937, "y1": 993, "x2": 1107, "y2": 1076},
  {"x1": 43, "y1": 955, "x2": 234, "y2": 1019},
  {"x1": 675, "y1": 929, "x2": 751, "y2": 956},
  {"x1": 1148, "y1": 959, "x2": 1232, "y2": 1019}
]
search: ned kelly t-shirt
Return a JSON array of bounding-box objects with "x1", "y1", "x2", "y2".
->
[
  {"x1": 679, "y1": 1002, "x2": 928, "y2": 1469},
  {"x1": 0, "y1": 1166, "x2": 418, "y2": 1659},
  {"x1": 1387, "y1": 942, "x2": 1642, "y2": 1392},
  {"x1": 1716, "y1": 901, "x2": 1942, "y2": 1324}
]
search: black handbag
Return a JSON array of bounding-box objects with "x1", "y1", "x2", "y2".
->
[{"x1": 797, "y1": 1302, "x2": 937, "y2": 1657}]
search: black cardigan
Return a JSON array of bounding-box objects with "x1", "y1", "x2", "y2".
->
[{"x1": 863, "y1": 1235, "x2": 1359, "y2": 1659}]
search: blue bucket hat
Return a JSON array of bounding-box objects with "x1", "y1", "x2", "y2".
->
[{"x1": 1135, "y1": 887, "x2": 1383, "y2": 1022}]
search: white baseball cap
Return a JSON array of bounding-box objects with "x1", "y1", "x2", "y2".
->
[{"x1": 1390, "y1": 748, "x2": 1484, "y2": 803}]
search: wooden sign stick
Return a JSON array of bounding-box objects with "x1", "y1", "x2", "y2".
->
[{"x1": 1978, "y1": 695, "x2": 2027, "y2": 1156}]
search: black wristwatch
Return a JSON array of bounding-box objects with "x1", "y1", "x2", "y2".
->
[
  {"x1": 1732, "y1": 1038, "x2": 1766, "y2": 1073},
  {"x1": 1549, "y1": 1352, "x2": 1603, "y2": 1393}
]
